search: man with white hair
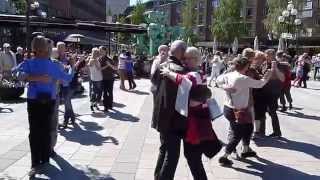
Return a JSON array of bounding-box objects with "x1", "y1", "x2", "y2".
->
[
  {"x1": 0, "y1": 43, "x2": 17, "y2": 78},
  {"x1": 16, "y1": 46, "x2": 24, "y2": 64},
  {"x1": 150, "y1": 44, "x2": 169, "y2": 94},
  {"x1": 151, "y1": 40, "x2": 188, "y2": 180}
]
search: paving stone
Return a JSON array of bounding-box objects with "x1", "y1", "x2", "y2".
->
[
  {"x1": 111, "y1": 162, "x2": 137, "y2": 174},
  {"x1": 0, "y1": 159, "x2": 17, "y2": 172}
]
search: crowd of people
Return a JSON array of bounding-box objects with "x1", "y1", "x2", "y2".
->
[
  {"x1": 1, "y1": 36, "x2": 320, "y2": 179},
  {"x1": 0, "y1": 36, "x2": 140, "y2": 177},
  {"x1": 150, "y1": 40, "x2": 319, "y2": 180}
]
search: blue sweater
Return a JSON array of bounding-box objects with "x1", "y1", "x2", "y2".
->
[{"x1": 15, "y1": 58, "x2": 73, "y2": 100}]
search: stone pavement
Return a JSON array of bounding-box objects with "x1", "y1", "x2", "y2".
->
[{"x1": 0, "y1": 79, "x2": 320, "y2": 180}]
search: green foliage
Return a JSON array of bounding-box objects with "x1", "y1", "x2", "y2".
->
[
  {"x1": 131, "y1": 0, "x2": 146, "y2": 25},
  {"x1": 12, "y1": 0, "x2": 27, "y2": 14},
  {"x1": 264, "y1": 0, "x2": 304, "y2": 37},
  {"x1": 211, "y1": 0, "x2": 246, "y2": 45},
  {"x1": 181, "y1": 0, "x2": 198, "y2": 45},
  {"x1": 118, "y1": 16, "x2": 132, "y2": 44}
]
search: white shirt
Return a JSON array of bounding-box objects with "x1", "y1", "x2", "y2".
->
[
  {"x1": 217, "y1": 71, "x2": 267, "y2": 109},
  {"x1": 89, "y1": 60, "x2": 103, "y2": 82}
]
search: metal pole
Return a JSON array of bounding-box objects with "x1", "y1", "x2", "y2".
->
[{"x1": 26, "y1": 0, "x2": 31, "y2": 57}]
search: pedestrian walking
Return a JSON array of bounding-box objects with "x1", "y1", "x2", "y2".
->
[
  {"x1": 208, "y1": 51, "x2": 222, "y2": 87},
  {"x1": 118, "y1": 50, "x2": 127, "y2": 90},
  {"x1": 14, "y1": 36, "x2": 73, "y2": 177},
  {"x1": 312, "y1": 54, "x2": 320, "y2": 80},
  {"x1": 216, "y1": 57, "x2": 272, "y2": 166},
  {"x1": 125, "y1": 51, "x2": 136, "y2": 90},
  {"x1": 151, "y1": 40, "x2": 188, "y2": 180},
  {"x1": 278, "y1": 53, "x2": 293, "y2": 111}
]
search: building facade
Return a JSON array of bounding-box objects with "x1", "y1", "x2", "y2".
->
[
  {"x1": 106, "y1": 0, "x2": 130, "y2": 16},
  {"x1": 0, "y1": 0, "x2": 16, "y2": 14}
]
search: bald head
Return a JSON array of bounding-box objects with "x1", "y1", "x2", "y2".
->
[{"x1": 169, "y1": 40, "x2": 187, "y2": 61}]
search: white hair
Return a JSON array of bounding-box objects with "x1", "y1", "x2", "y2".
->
[
  {"x1": 56, "y1": 41, "x2": 66, "y2": 48},
  {"x1": 91, "y1": 47, "x2": 100, "y2": 59},
  {"x1": 169, "y1": 40, "x2": 187, "y2": 56},
  {"x1": 158, "y1": 45, "x2": 169, "y2": 54},
  {"x1": 185, "y1": 46, "x2": 201, "y2": 63}
]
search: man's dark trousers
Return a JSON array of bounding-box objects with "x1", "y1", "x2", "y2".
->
[
  {"x1": 102, "y1": 80, "x2": 114, "y2": 109},
  {"x1": 154, "y1": 132, "x2": 182, "y2": 180}
]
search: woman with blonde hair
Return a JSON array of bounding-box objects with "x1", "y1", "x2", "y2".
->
[{"x1": 88, "y1": 47, "x2": 107, "y2": 112}]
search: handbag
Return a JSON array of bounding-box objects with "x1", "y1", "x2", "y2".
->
[
  {"x1": 233, "y1": 108, "x2": 253, "y2": 124},
  {"x1": 229, "y1": 92, "x2": 253, "y2": 124}
]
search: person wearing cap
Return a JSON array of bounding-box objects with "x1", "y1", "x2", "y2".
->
[
  {"x1": 312, "y1": 53, "x2": 320, "y2": 80},
  {"x1": 0, "y1": 43, "x2": 17, "y2": 78}
]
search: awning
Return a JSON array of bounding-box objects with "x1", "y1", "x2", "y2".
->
[{"x1": 0, "y1": 14, "x2": 147, "y2": 34}]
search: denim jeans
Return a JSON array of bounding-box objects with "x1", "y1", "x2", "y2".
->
[{"x1": 62, "y1": 86, "x2": 75, "y2": 124}]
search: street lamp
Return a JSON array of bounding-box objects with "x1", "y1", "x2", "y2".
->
[{"x1": 277, "y1": 1, "x2": 302, "y2": 52}]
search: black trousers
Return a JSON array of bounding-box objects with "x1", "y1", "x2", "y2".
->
[
  {"x1": 102, "y1": 80, "x2": 114, "y2": 109},
  {"x1": 184, "y1": 143, "x2": 208, "y2": 180},
  {"x1": 127, "y1": 72, "x2": 136, "y2": 89},
  {"x1": 27, "y1": 99, "x2": 55, "y2": 168},
  {"x1": 279, "y1": 87, "x2": 293, "y2": 106},
  {"x1": 255, "y1": 95, "x2": 282, "y2": 135},
  {"x1": 314, "y1": 67, "x2": 320, "y2": 80},
  {"x1": 224, "y1": 106, "x2": 253, "y2": 154},
  {"x1": 154, "y1": 132, "x2": 208, "y2": 180}
]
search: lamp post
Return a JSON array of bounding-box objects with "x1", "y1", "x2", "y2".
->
[{"x1": 277, "y1": 1, "x2": 301, "y2": 53}]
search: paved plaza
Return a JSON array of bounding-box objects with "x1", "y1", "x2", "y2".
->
[{"x1": 0, "y1": 79, "x2": 319, "y2": 180}]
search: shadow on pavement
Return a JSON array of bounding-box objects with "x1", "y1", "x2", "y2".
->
[
  {"x1": 107, "y1": 109, "x2": 139, "y2": 122},
  {"x1": 281, "y1": 110, "x2": 320, "y2": 121},
  {"x1": 59, "y1": 123, "x2": 119, "y2": 146},
  {"x1": 232, "y1": 157, "x2": 319, "y2": 180},
  {"x1": 254, "y1": 137, "x2": 320, "y2": 160},
  {"x1": 0, "y1": 107, "x2": 13, "y2": 113},
  {"x1": 113, "y1": 102, "x2": 126, "y2": 108},
  {"x1": 126, "y1": 89, "x2": 150, "y2": 95},
  {"x1": 30, "y1": 155, "x2": 116, "y2": 180}
]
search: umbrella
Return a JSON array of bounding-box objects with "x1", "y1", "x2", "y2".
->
[
  {"x1": 213, "y1": 37, "x2": 218, "y2": 53},
  {"x1": 278, "y1": 37, "x2": 285, "y2": 52},
  {"x1": 254, "y1": 36, "x2": 259, "y2": 50},
  {"x1": 64, "y1": 34, "x2": 85, "y2": 43},
  {"x1": 232, "y1": 37, "x2": 238, "y2": 55}
]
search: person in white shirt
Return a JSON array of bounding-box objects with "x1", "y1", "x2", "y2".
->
[
  {"x1": 312, "y1": 54, "x2": 320, "y2": 80},
  {"x1": 88, "y1": 48, "x2": 105, "y2": 112},
  {"x1": 216, "y1": 57, "x2": 272, "y2": 166},
  {"x1": 208, "y1": 52, "x2": 222, "y2": 87}
]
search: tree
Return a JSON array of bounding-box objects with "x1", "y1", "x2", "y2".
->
[
  {"x1": 264, "y1": 0, "x2": 304, "y2": 37},
  {"x1": 12, "y1": 0, "x2": 27, "y2": 14},
  {"x1": 181, "y1": 0, "x2": 197, "y2": 45},
  {"x1": 131, "y1": 0, "x2": 146, "y2": 25},
  {"x1": 211, "y1": 0, "x2": 246, "y2": 46}
]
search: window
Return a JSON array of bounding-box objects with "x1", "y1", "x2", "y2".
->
[{"x1": 247, "y1": 8, "x2": 253, "y2": 17}]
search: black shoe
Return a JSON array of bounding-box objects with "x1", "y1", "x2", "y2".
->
[
  {"x1": 94, "y1": 104, "x2": 100, "y2": 111},
  {"x1": 252, "y1": 132, "x2": 264, "y2": 140},
  {"x1": 289, "y1": 103, "x2": 293, "y2": 110},
  {"x1": 28, "y1": 167, "x2": 38, "y2": 177},
  {"x1": 90, "y1": 105, "x2": 95, "y2": 112},
  {"x1": 268, "y1": 133, "x2": 282, "y2": 138},
  {"x1": 280, "y1": 106, "x2": 287, "y2": 112},
  {"x1": 241, "y1": 151, "x2": 257, "y2": 158},
  {"x1": 218, "y1": 157, "x2": 233, "y2": 166},
  {"x1": 50, "y1": 150, "x2": 57, "y2": 158}
]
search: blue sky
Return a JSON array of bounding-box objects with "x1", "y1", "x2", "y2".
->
[{"x1": 130, "y1": 0, "x2": 150, "y2": 6}]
